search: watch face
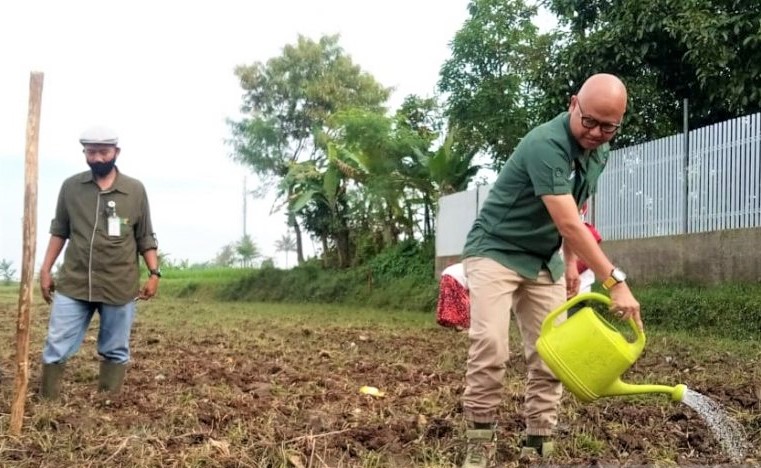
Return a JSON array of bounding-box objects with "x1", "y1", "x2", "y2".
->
[{"x1": 613, "y1": 268, "x2": 626, "y2": 281}]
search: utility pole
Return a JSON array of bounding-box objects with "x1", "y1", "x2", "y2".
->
[{"x1": 243, "y1": 176, "x2": 247, "y2": 237}]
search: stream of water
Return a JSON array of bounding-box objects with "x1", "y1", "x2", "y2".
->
[{"x1": 681, "y1": 388, "x2": 750, "y2": 462}]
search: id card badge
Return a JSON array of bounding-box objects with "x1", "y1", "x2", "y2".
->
[{"x1": 108, "y1": 215, "x2": 121, "y2": 237}]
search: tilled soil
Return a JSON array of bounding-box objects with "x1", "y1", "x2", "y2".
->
[{"x1": 0, "y1": 300, "x2": 759, "y2": 467}]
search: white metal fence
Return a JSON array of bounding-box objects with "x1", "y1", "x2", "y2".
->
[
  {"x1": 596, "y1": 112, "x2": 761, "y2": 240},
  {"x1": 435, "y1": 113, "x2": 761, "y2": 256}
]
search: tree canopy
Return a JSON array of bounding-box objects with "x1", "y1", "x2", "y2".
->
[
  {"x1": 440, "y1": 0, "x2": 761, "y2": 159},
  {"x1": 229, "y1": 35, "x2": 479, "y2": 268},
  {"x1": 228, "y1": 5, "x2": 760, "y2": 267}
]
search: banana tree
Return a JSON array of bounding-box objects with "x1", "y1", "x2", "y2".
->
[{"x1": 279, "y1": 159, "x2": 352, "y2": 267}]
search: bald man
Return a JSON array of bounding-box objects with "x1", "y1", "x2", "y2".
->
[{"x1": 458, "y1": 74, "x2": 641, "y2": 467}]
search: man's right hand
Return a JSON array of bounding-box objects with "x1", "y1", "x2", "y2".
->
[
  {"x1": 609, "y1": 282, "x2": 642, "y2": 330},
  {"x1": 40, "y1": 271, "x2": 55, "y2": 304}
]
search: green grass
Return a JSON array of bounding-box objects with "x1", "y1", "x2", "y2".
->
[
  {"x1": 154, "y1": 267, "x2": 252, "y2": 283},
  {"x1": 149, "y1": 298, "x2": 438, "y2": 329},
  {"x1": 155, "y1": 266, "x2": 761, "y2": 338}
]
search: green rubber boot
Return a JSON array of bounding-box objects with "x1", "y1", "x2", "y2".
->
[
  {"x1": 40, "y1": 362, "x2": 66, "y2": 400},
  {"x1": 461, "y1": 428, "x2": 496, "y2": 468},
  {"x1": 98, "y1": 361, "x2": 127, "y2": 394},
  {"x1": 520, "y1": 435, "x2": 555, "y2": 459}
]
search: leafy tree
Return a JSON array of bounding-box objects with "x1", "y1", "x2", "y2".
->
[
  {"x1": 274, "y1": 233, "x2": 297, "y2": 268},
  {"x1": 539, "y1": 0, "x2": 761, "y2": 144},
  {"x1": 439, "y1": 0, "x2": 548, "y2": 168},
  {"x1": 438, "y1": 0, "x2": 761, "y2": 167},
  {"x1": 0, "y1": 259, "x2": 15, "y2": 285},
  {"x1": 395, "y1": 95, "x2": 443, "y2": 148},
  {"x1": 213, "y1": 243, "x2": 237, "y2": 267},
  {"x1": 320, "y1": 98, "x2": 481, "y2": 252},
  {"x1": 326, "y1": 107, "x2": 426, "y2": 249},
  {"x1": 228, "y1": 34, "x2": 390, "y2": 264},
  {"x1": 236, "y1": 234, "x2": 260, "y2": 268}
]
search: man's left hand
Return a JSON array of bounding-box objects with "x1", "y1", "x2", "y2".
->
[
  {"x1": 138, "y1": 276, "x2": 159, "y2": 300},
  {"x1": 565, "y1": 266, "x2": 580, "y2": 299}
]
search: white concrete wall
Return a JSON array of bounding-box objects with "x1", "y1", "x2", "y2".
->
[{"x1": 435, "y1": 184, "x2": 493, "y2": 257}]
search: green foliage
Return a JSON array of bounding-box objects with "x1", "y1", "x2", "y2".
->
[
  {"x1": 633, "y1": 282, "x2": 761, "y2": 340},
  {"x1": 235, "y1": 234, "x2": 260, "y2": 268},
  {"x1": 217, "y1": 241, "x2": 437, "y2": 312},
  {"x1": 229, "y1": 34, "x2": 391, "y2": 267},
  {"x1": 0, "y1": 259, "x2": 15, "y2": 285},
  {"x1": 395, "y1": 95, "x2": 442, "y2": 146},
  {"x1": 440, "y1": 0, "x2": 761, "y2": 166},
  {"x1": 214, "y1": 243, "x2": 237, "y2": 267},
  {"x1": 156, "y1": 252, "x2": 190, "y2": 269},
  {"x1": 538, "y1": 0, "x2": 761, "y2": 145},
  {"x1": 276, "y1": 98, "x2": 481, "y2": 268},
  {"x1": 324, "y1": 102, "x2": 480, "y2": 255},
  {"x1": 439, "y1": 0, "x2": 549, "y2": 168},
  {"x1": 176, "y1": 281, "x2": 200, "y2": 298},
  {"x1": 161, "y1": 256, "x2": 761, "y2": 340},
  {"x1": 273, "y1": 231, "x2": 296, "y2": 268},
  {"x1": 414, "y1": 127, "x2": 481, "y2": 196},
  {"x1": 227, "y1": 34, "x2": 488, "y2": 268},
  {"x1": 229, "y1": 34, "x2": 390, "y2": 179},
  {"x1": 155, "y1": 267, "x2": 253, "y2": 300},
  {"x1": 366, "y1": 239, "x2": 434, "y2": 285}
]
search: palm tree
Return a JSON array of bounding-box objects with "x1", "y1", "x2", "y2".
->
[
  {"x1": 274, "y1": 233, "x2": 297, "y2": 268},
  {"x1": 236, "y1": 234, "x2": 260, "y2": 268}
]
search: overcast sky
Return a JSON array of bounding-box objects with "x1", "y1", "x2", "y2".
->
[{"x1": 0, "y1": 0, "x2": 556, "y2": 273}]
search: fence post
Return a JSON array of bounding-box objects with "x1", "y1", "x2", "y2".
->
[{"x1": 682, "y1": 98, "x2": 690, "y2": 234}]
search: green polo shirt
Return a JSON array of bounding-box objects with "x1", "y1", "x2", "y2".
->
[
  {"x1": 50, "y1": 170, "x2": 158, "y2": 305},
  {"x1": 462, "y1": 112, "x2": 609, "y2": 281}
]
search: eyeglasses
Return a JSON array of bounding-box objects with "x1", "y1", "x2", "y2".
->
[
  {"x1": 83, "y1": 148, "x2": 115, "y2": 157},
  {"x1": 577, "y1": 101, "x2": 621, "y2": 134}
]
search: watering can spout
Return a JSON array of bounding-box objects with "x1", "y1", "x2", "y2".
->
[{"x1": 605, "y1": 380, "x2": 687, "y2": 402}]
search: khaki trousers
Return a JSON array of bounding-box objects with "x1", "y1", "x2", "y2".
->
[{"x1": 462, "y1": 257, "x2": 566, "y2": 436}]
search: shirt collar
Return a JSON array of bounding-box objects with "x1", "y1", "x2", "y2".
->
[
  {"x1": 78, "y1": 167, "x2": 130, "y2": 194},
  {"x1": 561, "y1": 112, "x2": 586, "y2": 158}
]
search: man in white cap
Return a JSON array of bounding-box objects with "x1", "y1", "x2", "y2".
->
[{"x1": 38, "y1": 126, "x2": 161, "y2": 400}]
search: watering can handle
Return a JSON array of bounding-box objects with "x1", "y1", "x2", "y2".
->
[{"x1": 541, "y1": 292, "x2": 645, "y2": 345}]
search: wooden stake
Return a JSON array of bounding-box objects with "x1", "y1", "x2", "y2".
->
[{"x1": 10, "y1": 72, "x2": 44, "y2": 436}]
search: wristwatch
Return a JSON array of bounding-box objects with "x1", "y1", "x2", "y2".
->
[
  {"x1": 602, "y1": 267, "x2": 626, "y2": 290},
  {"x1": 148, "y1": 268, "x2": 162, "y2": 278}
]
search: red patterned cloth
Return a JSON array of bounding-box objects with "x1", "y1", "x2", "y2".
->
[{"x1": 436, "y1": 275, "x2": 470, "y2": 329}]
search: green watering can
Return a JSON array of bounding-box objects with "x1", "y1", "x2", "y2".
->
[{"x1": 536, "y1": 292, "x2": 686, "y2": 403}]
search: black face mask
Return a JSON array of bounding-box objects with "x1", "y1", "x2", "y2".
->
[{"x1": 88, "y1": 159, "x2": 116, "y2": 177}]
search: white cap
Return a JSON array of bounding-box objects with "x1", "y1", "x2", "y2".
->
[{"x1": 79, "y1": 126, "x2": 119, "y2": 146}]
